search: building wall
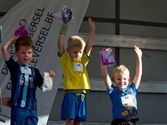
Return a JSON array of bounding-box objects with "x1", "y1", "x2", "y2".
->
[{"x1": 82, "y1": 0, "x2": 167, "y2": 38}]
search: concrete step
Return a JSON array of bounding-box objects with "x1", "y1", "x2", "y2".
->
[{"x1": 47, "y1": 121, "x2": 167, "y2": 125}]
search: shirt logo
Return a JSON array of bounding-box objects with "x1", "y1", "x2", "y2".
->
[
  {"x1": 21, "y1": 66, "x2": 31, "y2": 75},
  {"x1": 74, "y1": 62, "x2": 83, "y2": 72},
  {"x1": 121, "y1": 94, "x2": 134, "y2": 107}
]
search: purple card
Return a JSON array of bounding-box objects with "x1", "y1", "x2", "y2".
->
[
  {"x1": 61, "y1": 7, "x2": 73, "y2": 23},
  {"x1": 15, "y1": 25, "x2": 28, "y2": 37},
  {"x1": 99, "y1": 48, "x2": 116, "y2": 66}
]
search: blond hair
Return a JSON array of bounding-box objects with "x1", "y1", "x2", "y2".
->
[
  {"x1": 112, "y1": 65, "x2": 130, "y2": 77},
  {"x1": 67, "y1": 35, "x2": 86, "y2": 49}
]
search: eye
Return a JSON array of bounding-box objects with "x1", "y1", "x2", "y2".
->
[
  {"x1": 28, "y1": 51, "x2": 32, "y2": 54},
  {"x1": 123, "y1": 78, "x2": 127, "y2": 80},
  {"x1": 117, "y1": 78, "x2": 121, "y2": 81},
  {"x1": 22, "y1": 52, "x2": 26, "y2": 54}
]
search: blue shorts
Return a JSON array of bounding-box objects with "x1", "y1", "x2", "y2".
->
[
  {"x1": 11, "y1": 107, "x2": 38, "y2": 125},
  {"x1": 61, "y1": 91, "x2": 87, "y2": 121}
]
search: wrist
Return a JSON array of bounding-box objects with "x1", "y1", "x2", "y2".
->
[
  {"x1": 9, "y1": 38, "x2": 16, "y2": 45},
  {"x1": 59, "y1": 24, "x2": 68, "y2": 35}
]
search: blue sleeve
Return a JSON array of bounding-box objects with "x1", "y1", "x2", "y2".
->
[
  {"x1": 107, "y1": 84, "x2": 115, "y2": 94},
  {"x1": 5, "y1": 57, "x2": 16, "y2": 71},
  {"x1": 33, "y1": 68, "x2": 43, "y2": 88},
  {"x1": 129, "y1": 82, "x2": 138, "y2": 94}
]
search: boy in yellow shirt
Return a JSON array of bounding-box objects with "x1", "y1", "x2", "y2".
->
[{"x1": 57, "y1": 17, "x2": 95, "y2": 125}]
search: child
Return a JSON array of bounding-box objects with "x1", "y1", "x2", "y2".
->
[
  {"x1": 1, "y1": 35, "x2": 55, "y2": 125},
  {"x1": 100, "y1": 46, "x2": 142, "y2": 125},
  {"x1": 57, "y1": 17, "x2": 95, "y2": 125}
]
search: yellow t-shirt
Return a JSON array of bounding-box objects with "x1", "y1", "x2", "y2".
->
[{"x1": 59, "y1": 51, "x2": 91, "y2": 90}]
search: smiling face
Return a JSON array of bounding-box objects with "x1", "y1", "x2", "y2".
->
[
  {"x1": 14, "y1": 36, "x2": 33, "y2": 65},
  {"x1": 15, "y1": 45, "x2": 33, "y2": 64},
  {"x1": 112, "y1": 65, "x2": 130, "y2": 89},
  {"x1": 112, "y1": 72, "x2": 130, "y2": 89}
]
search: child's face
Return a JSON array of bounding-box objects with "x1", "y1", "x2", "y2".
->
[
  {"x1": 113, "y1": 73, "x2": 130, "y2": 89},
  {"x1": 15, "y1": 45, "x2": 33, "y2": 64},
  {"x1": 67, "y1": 46, "x2": 84, "y2": 59}
]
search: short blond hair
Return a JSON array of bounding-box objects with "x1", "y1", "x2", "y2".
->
[
  {"x1": 67, "y1": 35, "x2": 86, "y2": 49},
  {"x1": 113, "y1": 65, "x2": 130, "y2": 77}
]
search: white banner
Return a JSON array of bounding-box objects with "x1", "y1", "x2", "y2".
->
[{"x1": 0, "y1": 0, "x2": 90, "y2": 124}]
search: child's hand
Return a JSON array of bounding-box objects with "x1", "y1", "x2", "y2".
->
[
  {"x1": 11, "y1": 34, "x2": 19, "y2": 42},
  {"x1": 48, "y1": 70, "x2": 56, "y2": 77},
  {"x1": 88, "y1": 17, "x2": 95, "y2": 33},
  {"x1": 134, "y1": 45, "x2": 142, "y2": 58}
]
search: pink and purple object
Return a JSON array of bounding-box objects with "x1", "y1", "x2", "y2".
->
[
  {"x1": 61, "y1": 7, "x2": 72, "y2": 23},
  {"x1": 99, "y1": 48, "x2": 116, "y2": 66},
  {"x1": 15, "y1": 25, "x2": 28, "y2": 37}
]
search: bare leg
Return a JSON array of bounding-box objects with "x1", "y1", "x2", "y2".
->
[
  {"x1": 66, "y1": 119, "x2": 74, "y2": 125},
  {"x1": 74, "y1": 120, "x2": 80, "y2": 125}
]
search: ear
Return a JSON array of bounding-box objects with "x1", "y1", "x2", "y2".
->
[
  {"x1": 14, "y1": 51, "x2": 18, "y2": 58},
  {"x1": 128, "y1": 76, "x2": 131, "y2": 82}
]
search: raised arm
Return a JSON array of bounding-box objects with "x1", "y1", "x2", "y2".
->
[
  {"x1": 58, "y1": 23, "x2": 67, "y2": 55},
  {"x1": 133, "y1": 45, "x2": 142, "y2": 88},
  {"x1": 85, "y1": 17, "x2": 96, "y2": 56},
  {"x1": 1, "y1": 34, "x2": 18, "y2": 60},
  {"x1": 100, "y1": 58, "x2": 112, "y2": 89}
]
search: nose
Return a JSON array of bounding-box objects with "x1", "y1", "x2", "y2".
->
[
  {"x1": 74, "y1": 53, "x2": 79, "y2": 57},
  {"x1": 120, "y1": 79, "x2": 124, "y2": 83},
  {"x1": 25, "y1": 53, "x2": 30, "y2": 57}
]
